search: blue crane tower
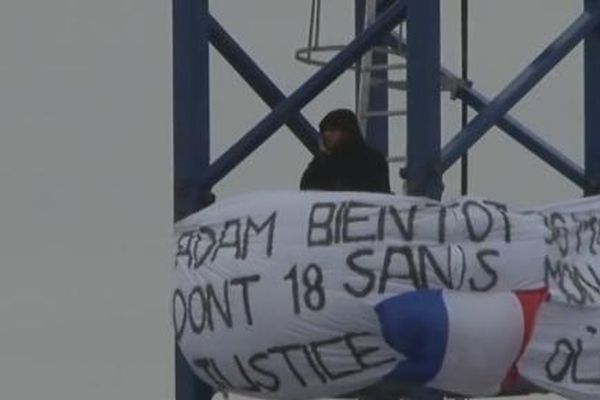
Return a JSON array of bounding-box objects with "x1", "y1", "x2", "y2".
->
[{"x1": 173, "y1": 1, "x2": 600, "y2": 399}]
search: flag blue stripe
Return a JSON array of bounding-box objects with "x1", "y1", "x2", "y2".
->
[{"x1": 375, "y1": 290, "x2": 449, "y2": 385}]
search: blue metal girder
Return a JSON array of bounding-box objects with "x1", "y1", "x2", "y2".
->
[
  {"x1": 355, "y1": 0, "x2": 366, "y2": 104},
  {"x1": 199, "y1": 0, "x2": 407, "y2": 192},
  {"x1": 173, "y1": 0, "x2": 215, "y2": 398},
  {"x1": 453, "y1": 76, "x2": 586, "y2": 188},
  {"x1": 440, "y1": 9, "x2": 600, "y2": 172},
  {"x1": 405, "y1": 0, "x2": 443, "y2": 199},
  {"x1": 176, "y1": 346, "x2": 214, "y2": 400},
  {"x1": 585, "y1": 0, "x2": 600, "y2": 195},
  {"x1": 173, "y1": 0, "x2": 211, "y2": 220},
  {"x1": 368, "y1": 1, "x2": 391, "y2": 156},
  {"x1": 209, "y1": 16, "x2": 319, "y2": 155},
  {"x1": 381, "y1": 32, "x2": 586, "y2": 189}
]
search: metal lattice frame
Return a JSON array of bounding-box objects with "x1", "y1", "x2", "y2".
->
[{"x1": 173, "y1": 1, "x2": 600, "y2": 399}]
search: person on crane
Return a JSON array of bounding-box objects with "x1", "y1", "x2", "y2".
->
[{"x1": 300, "y1": 108, "x2": 391, "y2": 193}]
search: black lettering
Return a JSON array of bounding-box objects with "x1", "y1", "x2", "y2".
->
[
  {"x1": 210, "y1": 358, "x2": 235, "y2": 389},
  {"x1": 545, "y1": 327, "x2": 600, "y2": 385},
  {"x1": 546, "y1": 213, "x2": 570, "y2": 256},
  {"x1": 387, "y1": 205, "x2": 417, "y2": 241},
  {"x1": 463, "y1": 201, "x2": 494, "y2": 242},
  {"x1": 344, "y1": 249, "x2": 376, "y2": 298},
  {"x1": 172, "y1": 289, "x2": 187, "y2": 343},
  {"x1": 544, "y1": 256, "x2": 561, "y2": 284},
  {"x1": 571, "y1": 339, "x2": 600, "y2": 384},
  {"x1": 284, "y1": 265, "x2": 301, "y2": 315},
  {"x1": 573, "y1": 214, "x2": 584, "y2": 254},
  {"x1": 231, "y1": 275, "x2": 261, "y2": 325},
  {"x1": 301, "y1": 345, "x2": 327, "y2": 383},
  {"x1": 192, "y1": 358, "x2": 220, "y2": 387},
  {"x1": 377, "y1": 205, "x2": 386, "y2": 241},
  {"x1": 589, "y1": 264, "x2": 600, "y2": 290},
  {"x1": 188, "y1": 286, "x2": 207, "y2": 334},
  {"x1": 193, "y1": 358, "x2": 232, "y2": 389},
  {"x1": 268, "y1": 344, "x2": 307, "y2": 386},
  {"x1": 577, "y1": 215, "x2": 598, "y2": 255},
  {"x1": 205, "y1": 282, "x2": 233, "y2": 330},
  {"x1": 545, "y1": 339, "x2": 575, "y2": 383},
  {"x1": 380, "y1": 246, "x2": 421, "y2": 292},
  {"x1": 176, "y1": 232, "x2": 194, "y2": 269},
  {"x1": 545, "y1": 257, "x2": 594, "y2": 305},
  {"x1": 565, "y1": 270, "x2": 586, "y2": 305},
  {"x1": 438, "y1": 206, "x2": 446, "y2": 244},
  {"x1": 285, "y1": 264, "x2": 326, "y2": 314},
  {"x1": 194, "y1": 227, "x2": 217, "y2": 268},
  {"x1": 483, "y1": 200, "x2": 512, "y2": 243},
  {"x1": 452, "y1": 245, "x2": 468, "y2": 290},
  {"x1": 308, "y1": 203, "x2": 336, "y2": 247},
  {"x1": 569, "y1": 214, "x2": 599, "y2": 256},
  {"x1": 243, "y1": 212, "x2": 277, "y2": 258},
  {"x1": 248, "y1": 353, "x2": 281, "y2": 392},
  {"x1": 418, "y1": 246, "x2": 452, "y2": 289},
  {"x1": 310, "y1": 336, "x2": 362, "y2": 380},
  {"x1": 572, "y1": 267, "x2": 600, "y2": 302},
  {"x1": 342, "y1": 202, "x2": 378, "y2": 243},
  {"x1": 545, "y1": 257, "x2": 568, "y2": 301},
  {"x1": 334, "y1": 203, "x2": 345, "y2": 244},
  {"x1": 564, "y1": 266, "x2": 590, "y2": 305},
  {"x1": 590, "y1": 219, "x2": 598, "y2": 254},
  {"x1": 565, "y1": 265, "x2": 600, "y2": 305},
  {"x1": 469, "y1": 249, "x2": 499, "y2": 292},
  {"x1": 542, "y1": 213, "x2": 551, "y2": 241},
  {"x1": 303, "y1": 264, "x2": 326, "y2": 311},
  {"x1": 211, "y1": 220, "x2": 242, "y2": 262},
  {"x1": 344, "y1": 332, "x2": 397, "y2": 369},
  {"x1": 233, "y1": 355, "x2": 261, "y2": 392}
]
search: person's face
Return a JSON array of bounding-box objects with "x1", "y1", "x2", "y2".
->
[{"x1": 321, "y1": 129, "x2": 346, "y2": 153}]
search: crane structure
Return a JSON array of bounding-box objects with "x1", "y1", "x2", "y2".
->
[{"x1": 173, "y1": 1, "x2": 600, "y2": 399}]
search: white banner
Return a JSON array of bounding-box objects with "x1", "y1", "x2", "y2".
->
[
  {"x1": 173, "y1": 191, "x2": 600, "y2": 399},
  {"x1": 520, "y1": 196, "x2": 600, "y2": 400}
]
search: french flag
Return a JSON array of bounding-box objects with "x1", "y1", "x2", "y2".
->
[{"x1": 375, "y1": 289, "x2": 546, "y2": 396}]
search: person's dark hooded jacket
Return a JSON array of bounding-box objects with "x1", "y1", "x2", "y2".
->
[{"x1": 300, "y1": 109, "x2": 391, "y2": 193}]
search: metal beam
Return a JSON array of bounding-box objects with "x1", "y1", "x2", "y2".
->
[
  {"x1": 365, "y1": 0, "x2": 390, "y2": 156},
  {"x1": 440, "y1": 9, "x2": 600, "y2": 172},
  {"x1": 585, "y1": 0, "x2": 600, "y2": 195},
  {"x1": 176, "y1": 346, "x2": 214, "y2": 400},
  {"x1": 173, "y1": 0, "x2": 215, "y2": 399},
  {"x1": 209, "y1": 16, "x2": 319, "y2": 155},
  {"x1": 381, "y1": 32, "x2": 585, "y2": 188},
  {"x1": 456, "y1": 85, "x2": 586, "y2": 188},
  {"x1": 355, "y1": 0, "x2": 366, "y2": 106},
  {"x1": 199, "y1": 0, "x2": 407, "y2": 192},
  {"x1": 406, "y1": 0, "x2": 443, "y2": 199},
  {"x1": 174, "y1": 0, "x2": 211, "y2": 219}
]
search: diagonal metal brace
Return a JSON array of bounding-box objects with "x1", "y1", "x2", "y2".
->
[
  {"x1": 199, "y1": 0, "x2": 408, "y2": 191},
  {"x1": 440, "y1": 9, "x2": 600, "y2": 172},
  {"x1": 209, "y1": 16, "x2": 319, "y2": 155},
  {"x1": 381, "y1": 32, "x2": 585, "y2": 188},
  {"x1": 454, "y1": 83, "x2": 585, "y2": 188}
]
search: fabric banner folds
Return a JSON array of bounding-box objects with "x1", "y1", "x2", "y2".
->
[{"x1": 173, "y1": 191, "x2": 600, "y2": 400}]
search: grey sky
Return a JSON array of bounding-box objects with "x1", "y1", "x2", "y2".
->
[{"x1": 0, "y1": 0, "x2": 585, "y2": 398}]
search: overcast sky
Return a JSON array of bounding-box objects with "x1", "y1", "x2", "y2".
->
[{"x1": 0, "y1": 0, "x2": 586, "y2": 398}]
